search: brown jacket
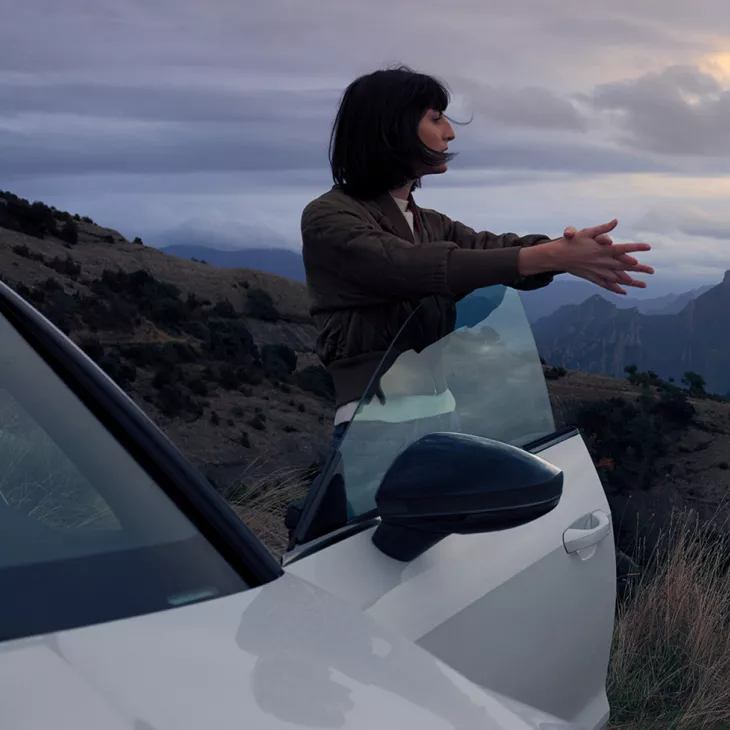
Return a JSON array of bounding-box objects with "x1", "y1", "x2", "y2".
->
[{"x1": 301, "y1": 187, "x2": 556, "y2": 408}]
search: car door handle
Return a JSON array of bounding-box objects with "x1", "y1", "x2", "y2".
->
[{"x1": 563, "y1": 510, "x2": 611, "y2": 554}]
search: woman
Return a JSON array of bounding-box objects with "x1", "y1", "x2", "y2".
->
[{"x1": 301, "y1": 66, "x2": 653, "y2": 449}]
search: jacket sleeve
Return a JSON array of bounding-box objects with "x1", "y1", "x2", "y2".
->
[
  {"x1": 436, "y1": 213, "x2": 559, "y2": 292},
  {"x1": 302, "y1": 202, "x2": 548, "y2": 304}
]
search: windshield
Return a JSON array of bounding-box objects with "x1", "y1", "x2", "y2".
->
[
  {"x1": 0, "y1": 309, "x2": 247, "y2": 642},
  {"x1": 337, "y1": 286, "x2": 556, "y2": 520}
]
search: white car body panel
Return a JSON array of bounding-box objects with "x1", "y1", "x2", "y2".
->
[
  {"x1": 286, "y1": 434, "x2": 616, "y2": 729},
  {"x1": 0, "y1": 573, "x2": 578, "y2": 730}
]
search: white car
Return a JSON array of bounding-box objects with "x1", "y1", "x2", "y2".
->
[{"x1": 0, "y1": 279, "x2": 615, "y2": 730}]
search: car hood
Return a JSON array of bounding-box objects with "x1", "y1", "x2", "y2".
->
[{"x1": 0, "y1": 573, "x2": 576, "y2": 730}]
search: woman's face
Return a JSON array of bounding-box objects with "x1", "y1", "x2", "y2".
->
[{"x1": 417, "y1": 109, "x2": 455, "y2": 175}]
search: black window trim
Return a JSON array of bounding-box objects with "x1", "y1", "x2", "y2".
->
[{"x1": 0, "y1": 281, "x2": 283, "y2": 588}]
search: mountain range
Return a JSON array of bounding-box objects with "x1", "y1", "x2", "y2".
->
[
  {"x1": 519, "y1": 279, "x2": 714, "y2": 323},
  {"x1": 160, "y1": 245, "x2": 306, "y2": 282},
  {"x1": 533, "y1": 271, "x2": 730, "y2": 395}
]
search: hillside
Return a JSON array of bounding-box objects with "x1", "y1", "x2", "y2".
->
[
  {"x1": 533, "y1": 273, "x2": 730, "y2": 396},
  {"x1": 547, "y1": 368, "x2": 730, "y2": 557},
  {"x1": 160, "y1": 245, "x2": 306, "y2": 282},
  {"x1": 0, "y1": 191, "x2": 330, "y2": 489}
]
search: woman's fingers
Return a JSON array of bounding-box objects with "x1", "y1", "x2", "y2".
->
[
  {"x1": 616, "y1": 272, "x2": 648, "y2": 289},
  {"x1": 611, "y1": 242, "x2": 652, "y2": 255},
  {"x1": 580, "y1": 219, "x2": 619, "y2": 238},
  {"x1": 600, "y1": 277, "x2": 628, "y2": 295},
  {"x1": 595, "y1": 234, "x2": 613, "y2": 245},
  {"x1": 583, "y1": 271, "x2": 627, "y2": 296},
  {"x1": 615, "y1": 255, "x2": 654, "y2": 274}
]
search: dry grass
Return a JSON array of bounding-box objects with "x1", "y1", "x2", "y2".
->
[
  {"x1": 608, "y1": 509, "x2": 730, "y2": 730},
  {"x1": 226, "y1": 460, "x2": 316, "y2": 557}
]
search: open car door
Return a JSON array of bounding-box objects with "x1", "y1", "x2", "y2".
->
[{"x1": 284, "y1": 286, "x2": 616, "y2": 730}]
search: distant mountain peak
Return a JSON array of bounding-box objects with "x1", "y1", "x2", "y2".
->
[{"x1": 532, "y1": 273, "x2": 730, "y2": 395}]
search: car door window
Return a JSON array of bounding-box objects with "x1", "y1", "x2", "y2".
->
[
  {"x1": 332, "y1": 286, "x2": 555, "y2": 521},
  {"x1": 0, "y1": 309, "x2": 248, "y2": 642}
]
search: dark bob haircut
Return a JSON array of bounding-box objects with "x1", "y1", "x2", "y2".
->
[{"x1": 329, "y1": 65, "x2": 458, "y2": 200}]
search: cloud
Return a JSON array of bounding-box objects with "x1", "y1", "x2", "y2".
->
[
  {"x1": 147, "y1": 220, "x2": 294, "y2": 251},
  {"x1": 637, "y1": 204, "x2": 730, "y2": 240},
  {"x1": 3, "y1": 0, "x2": 730, "y2": 287},
  {"x1": 452, "y1": 80, "x2": 588, "y2": 131},
  {"x1": 0, "y1": 80, "x2": 341, "y2": 125},
  {"x1": 585, "y1": 64, "x2": 730, "y2": 155}
]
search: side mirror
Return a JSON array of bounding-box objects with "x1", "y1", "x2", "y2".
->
[{"x1": 372, "y1": 432, "x2": 563, "y2": 562}]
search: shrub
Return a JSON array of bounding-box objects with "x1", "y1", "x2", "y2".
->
[
  {"x1": 245, "y1": 287, "x2": 279, "y2": 321},
  {"x1": 237, "y1": 364, "x2": 264, "y2": 386},
  {"x1": 156, "y1": 384, "x2": 201, "y2": 419},
  {"x1": 42, "y1": 277, "x2": 61, "y2": 292},
  {"x1": 217, "y1": 364, "x2": 239, "y2": 390},
  {"x1": 210, "y1": 299, "x2": 236, "y2": 318},
  {"x1": 121, "y1": 342, "x2": 198, "y2": 369},
  {"x1": 82, "y1": 295, "x2": 139, "y2": 332},
  {"x1": 47, "y1": 255, "x2": 81, "y2": 278},
  {"x1": 261, "y1": 343, "x2": 297, "y2": 378},
  {"x1": 79, "y1": 337, "x2": 104, "y2": 362},
  {"x1": 207, "y1": 317, "x2": 258, "y2": 361},
  {"x1": 682, "y1": 371, "x2": 707, "y2": 399},
  {"x1": 576, "y1": 380, "x2": 695, "y2": 493},
  {"x1": 183, "y1": 320, "x2": 209, "y2": 341},
  {"x1": 59, "y1": 220, "x2": 79, "y2": 245},
  {"x1": 249, "y1": 413, "x2": 267, "y2": 431},
  {"x1": 34, "y1": 288, "x2": 79, "y2": 333},
  {"x1": 12, "y1": 244, "x2": 31, "y2": 258},
  {"x1": 188, "y1": 378, "x2": 208, "y2": 396},
  {"x1": 294, "y1": 366, "x2": 335, "y2": 402},
  {"x1": 98, "y1": 356, "x2": 136, "y2": 389},
  {"x1": 12, "y1": 244, "x2": 45, "y2": 263}
]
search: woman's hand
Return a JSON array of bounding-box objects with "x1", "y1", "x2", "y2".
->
[{"x1": 519, "y1": 219, "x2": 654, "y2": 295}]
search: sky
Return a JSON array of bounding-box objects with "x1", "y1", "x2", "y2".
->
[{"x1": 4, "y1": 0, "x2": 730, "y2": 294}]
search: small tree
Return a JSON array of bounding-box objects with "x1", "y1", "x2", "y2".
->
[
  {"x1": 245, "y1": 288, "x2": 279, "y2": 321},
  {"x1": 59, "y1": 220, "x2": 79, "y2": 246},
  {"x1": 682, "y1": 371, "x2": 707, "y2": 399},
  {"x1": 261, "y1": 343, "x2": 297, "y2": 378}
]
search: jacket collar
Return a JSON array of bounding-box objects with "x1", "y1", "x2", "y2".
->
[{"x1": 373, "y1": 192, "x2": 416, "y2": 243}]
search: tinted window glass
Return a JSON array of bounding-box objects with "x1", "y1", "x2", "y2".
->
[
  {"x1": 0, "y1": 310, "x2": 248, "y2": 641},
  {"x1": 336, "y1": 286, "x2": 555, "y2": 519}
]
